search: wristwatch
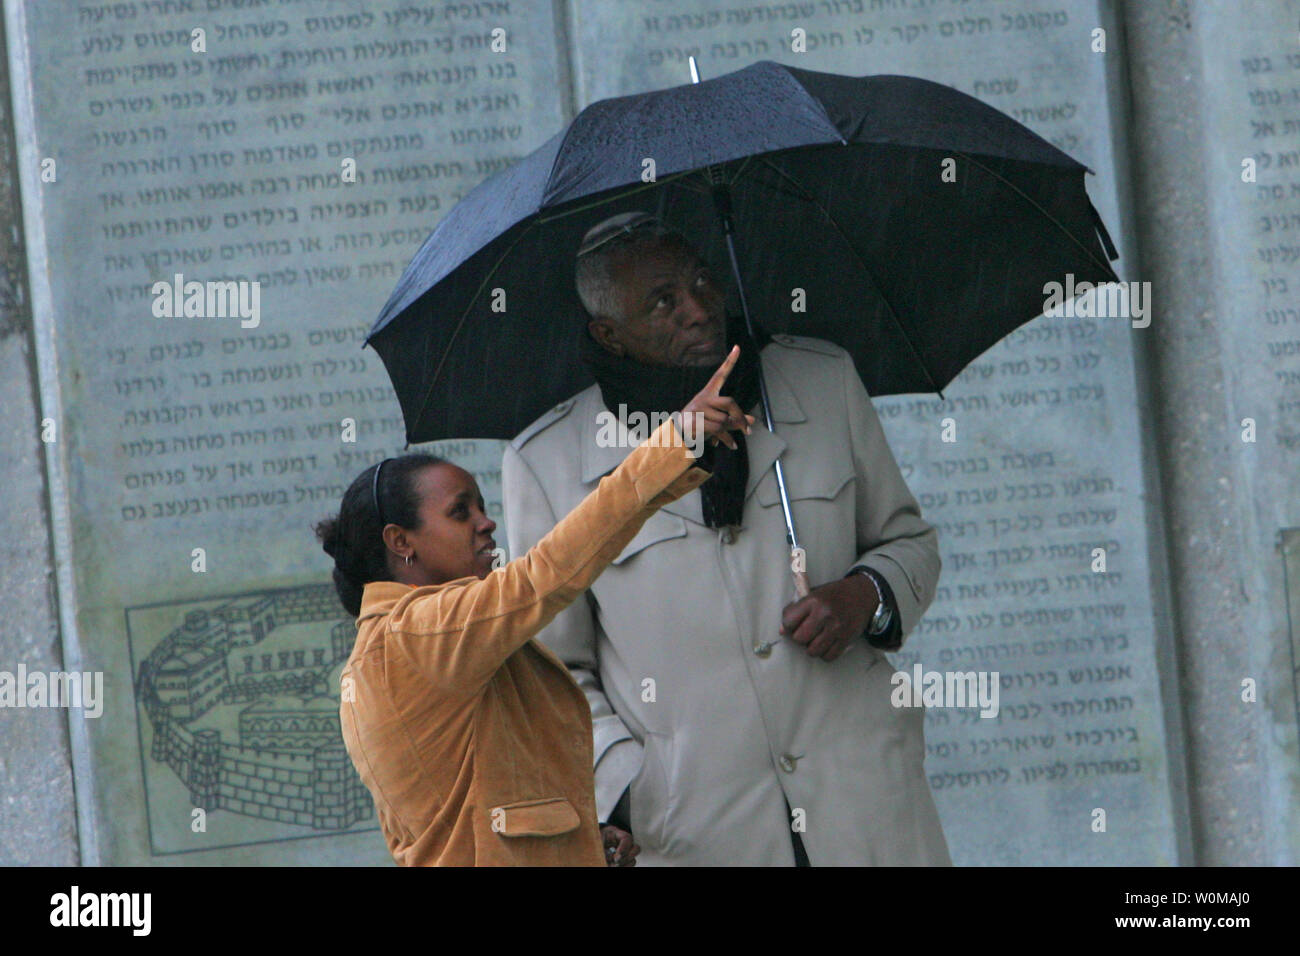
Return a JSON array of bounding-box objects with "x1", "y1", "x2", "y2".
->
[{"x1": 848, "y1": 566, "x2": 893, "y2": 635}]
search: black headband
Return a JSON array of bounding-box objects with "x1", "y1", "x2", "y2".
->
[{"x1": 372, "y1": 458, "x2": 392, "y2": 526}]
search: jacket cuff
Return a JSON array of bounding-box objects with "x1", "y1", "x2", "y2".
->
[{"x1": 630, "y1": 419, "x2": 708, "y2": 508}]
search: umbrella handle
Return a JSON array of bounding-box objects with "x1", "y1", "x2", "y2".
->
[{"x1": 792, "y1": 568, "x2": 811, "y2": 600}]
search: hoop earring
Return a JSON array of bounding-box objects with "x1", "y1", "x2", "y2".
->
[{"x1": 404, "y1": 554, "x2": 413, "y2": 566}]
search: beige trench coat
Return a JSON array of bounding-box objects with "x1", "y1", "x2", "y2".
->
[{"x1": 502, "y1": 335, "x2": 951, "y2": 866}]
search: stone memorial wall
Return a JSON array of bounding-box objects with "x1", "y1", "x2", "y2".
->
[
  {"x1": 18, "y1": 0, "x2": 1295, "y2": 864},
  {"x1": 1191, "y1": 0, "x2": 1300, "y2": 861}
]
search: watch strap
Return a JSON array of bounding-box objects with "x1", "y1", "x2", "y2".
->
[{"x1": 848, "y1": 566, "x2": 892, "y2": 634}]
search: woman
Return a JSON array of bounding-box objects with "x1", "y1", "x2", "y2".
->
[{"x1": 315, "y1": 347, "x2": 751, "y2": 866}]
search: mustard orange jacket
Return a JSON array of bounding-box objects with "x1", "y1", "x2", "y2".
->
[{"x1": 339, "y1": 419, "x2": 707, "y2": 865}]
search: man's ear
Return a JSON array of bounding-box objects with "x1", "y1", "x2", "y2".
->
[{"x1": 588, "y1": 318, "x2": 625, "y2": 357}]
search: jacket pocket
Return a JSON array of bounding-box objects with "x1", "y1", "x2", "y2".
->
[
  {"x1": 753, "y1": 465, "x2": 854, "y2": 508},
  {"x1": 488, "y1": 797, "x2": 581, "y2": 837}
]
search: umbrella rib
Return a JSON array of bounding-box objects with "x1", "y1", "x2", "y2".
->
[
  {"x1": 725, "y1": 154, "x2": 754, "y2": 187},
  {"x1": 533, "y1": 169, "x2": 701, "y2": 225},
  {"x1": 754, "y1": 156, "x2": 942, "y2": 394},
  {"x1": 952, "y1": 150, "x2": 1118, "y2": 277},
  {"x1": 408, "y1": 221, "x2": 539, "y2": 441}
]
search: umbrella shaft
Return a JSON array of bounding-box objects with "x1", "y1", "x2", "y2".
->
[
  {"x1": 772, "y1": 460, "x2": 801, "y2": 552},
  {"x1": 722, "y1": 228, "x2": 773, "y2": 432},
  {"x1": 691, "y1": 59, "x2": 801, "y2": 554},
  {"x1": 719, "y1": 204, "x2": 800, "y2": 552}
]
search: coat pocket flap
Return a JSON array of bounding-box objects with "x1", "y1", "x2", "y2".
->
[
  {"x1": 490, "y1": 797, "x2": 581, "y2": 837},
  {"x1": 754, "y1": 466, "x2": 854, "y2": 507},
  {"x1": 611, "y1": 511, "x2": 687, "y2": 566}
]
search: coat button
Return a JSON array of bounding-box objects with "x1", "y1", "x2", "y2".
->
[
  {"x1": 720, "y1": 528, "x2": 735, "y2": 545},
  {"x1": 753, "y1": 641, "x2": 773, "y2": 658},
  {"x1": 779, "y1": 753, "x2": 799, "y2": 773}
]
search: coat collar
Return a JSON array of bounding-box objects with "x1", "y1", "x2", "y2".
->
[
  {"x1": 357, "y1": 580, "x2": 416, "y2": 625},
  {"x1": 579, "y1": 347, "x2": 801, "y2": 525}
]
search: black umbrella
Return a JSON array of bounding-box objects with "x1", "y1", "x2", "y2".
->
[
  {"x1": 366, "y1": 60, "x2": 1120, "y2": 588},
  {"x1": 368, "y1": 59, "x2": 1117, "y2": 447}
]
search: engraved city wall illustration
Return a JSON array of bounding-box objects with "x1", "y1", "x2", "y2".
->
[{"x1": 128, "y1": 585, "x2": 376, "y2": 854}]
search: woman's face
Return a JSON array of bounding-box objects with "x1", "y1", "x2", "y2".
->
[{"x1": 402, "y1": 462, "x2": 498, "y2": 584}]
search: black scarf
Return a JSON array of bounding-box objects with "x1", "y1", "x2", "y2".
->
[{"x1": 580, "y1": 315, "x2": 770, "y2": 528}]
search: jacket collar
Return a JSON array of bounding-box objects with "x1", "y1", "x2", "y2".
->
[
  {"x1": 357, "y1": 580, "x2": 416, "y2": 625},
  {"x1": 579, "y1": 346, "x2": 801, "y2": 525}
]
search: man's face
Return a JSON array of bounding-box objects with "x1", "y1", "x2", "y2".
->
[{"x1": 592, "y1": 236, "x2": 727, "y2": 368}]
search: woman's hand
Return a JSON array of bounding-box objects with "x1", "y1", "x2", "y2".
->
[
  {"x1": 681, "y1": 345, "x2": 754, "y2": 451},
  {"x1": 601, "y1": 824, "x2": 640, "y2": 867}
]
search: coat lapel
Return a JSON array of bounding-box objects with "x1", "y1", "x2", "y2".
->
[{"x1": 578, "y1": 347, "x2": 805, "y2": 526}]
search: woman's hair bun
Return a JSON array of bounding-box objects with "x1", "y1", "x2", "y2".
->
[{"x1": 314, "y1": 516, "x2": 341, "y2": 559}]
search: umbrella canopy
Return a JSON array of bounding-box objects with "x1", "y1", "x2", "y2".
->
[{"x1": 367, "y1": 59, "x2": 1119, "y2": 444}]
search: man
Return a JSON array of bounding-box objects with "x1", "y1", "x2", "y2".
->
[{"x1": 501, "y1": 211, "x2": 951, "y2": 865}]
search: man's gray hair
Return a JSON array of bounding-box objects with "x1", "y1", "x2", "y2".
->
[{"x1": 574, "y1": 211, "x2": 688, "y2": 323}]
